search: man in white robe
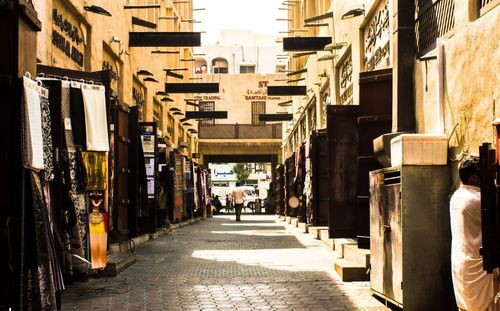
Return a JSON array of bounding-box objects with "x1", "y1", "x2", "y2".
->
[{"x1": 450, "y1": 157, "x2": 499, "y2": 311}]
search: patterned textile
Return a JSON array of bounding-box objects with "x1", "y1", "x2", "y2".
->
[
  {"x1": 25, "y1": 171, "x2": 56, "y2": 311},
  {"x1": 40, "y1": 94, "x2": 55, "y2": 182},
  {"x1": 70, "y1": 193, "x2": 89, "y2": 270},
  {"x1": 81, "y1": 151, "x2": 107, "y2": 191},
  {"x1": 60, "y1": 83, "x2": 75, "y2": 152},
  {"x1": 66, "y1": 151, "x2": 84, "y2": 193}
]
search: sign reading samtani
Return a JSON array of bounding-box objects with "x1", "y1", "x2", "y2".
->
[{"x1": 51, "y1": 1, "x2": 85, "y2": 68}]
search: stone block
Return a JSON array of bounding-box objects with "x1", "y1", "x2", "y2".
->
[
  {"x1": 308, "y1": 226, "x2": 328, "y2": 239},
  {"x1": 333, "y1": 238, "x2": 357, "y2": 256},
  {"x1": 343, "y1": 244, "x2": 371, "y2": 268},
  {"x1": 102, "y1": 253, "x2": 136, "y2": 277},
  {"x1": 333, "y1": 259, "x2": 368, "y2": 282}
]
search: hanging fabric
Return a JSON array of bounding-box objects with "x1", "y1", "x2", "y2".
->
[
  {"x1": 88, "y1": 191, "x2": 107, "y2": 269},
  {"x1": 70, "y1": 83, "x2": 87, "y2": 148},
  {"x1": 22, "y1": 76, "x2": 46, "y2": 170},
  {"x1": 81, "y1": 84, "x2": 109, "y2": 152},
  {"x1": 39, "y1": 92, "x2": 55, "y2": 182},
  {"x1": 25, "y1": 171, "x2": 56, "y2": 311},
  {"x1": 80, "y1": 151, "x2": 108, "y2": 191}
]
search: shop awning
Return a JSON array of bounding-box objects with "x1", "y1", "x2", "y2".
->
[
  {"x1": 131, "y1": 17, "x2": 157, "y2": 29},
  {"x1": 267, "y1": 85, "x2": 306, "y2": 96},
  {"x1": 258, "y1": 114, "x2": 294, "y2": 122},
  {"x1": 165, "y1": 83, "x2": 219, "y2": 93},
  {"x1": 129, "y1": 32, "x2": 201, "y2": 47},
  {"x1": 185, "y1": 111, "x2": 228, "y2": 119},
  {"x1": 283, "y1": 37, "x2": 332, "y2": 51}
]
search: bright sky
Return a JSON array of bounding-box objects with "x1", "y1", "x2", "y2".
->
[{"x1": 193, "y1": 0, "x2": 288, "y2": 44}]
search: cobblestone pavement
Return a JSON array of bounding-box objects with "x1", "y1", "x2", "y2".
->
[{"x1": 62, "y1": 215, "x2": 390, "y2": 310}]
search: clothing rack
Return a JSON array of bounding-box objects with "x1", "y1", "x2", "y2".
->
[{"x1": 37, "y1": 73, "x2": 104, "y2": 86}]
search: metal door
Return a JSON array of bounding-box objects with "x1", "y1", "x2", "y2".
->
[
  {"x1": 327, "y1": 105, "x2": 359, "y2": 237},
  {"x1": 357, "y1": 68, "x2": 392, "y2": 248},
  {"x1": 370, "y1": 169, "x2": 403, "y2": 304}
]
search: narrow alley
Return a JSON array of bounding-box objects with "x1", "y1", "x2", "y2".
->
[{"x1": 62, "y1": 215, "x2": 388, "y2": 311}]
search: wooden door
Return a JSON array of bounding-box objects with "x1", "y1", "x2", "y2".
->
[
  {"x1": 327, "y1": 105, "x2": 359, "y2": 237},
  {"x1": 311, "y1": 130, "x2": 329, "y2": 226},
  {"x1": 357, "y1": 68, "x2": 392, "y2": 248},
  {"x1": 111, "y1": 102, "x2": 131, "y2": 241}
]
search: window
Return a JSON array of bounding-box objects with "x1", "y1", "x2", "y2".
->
[
  {"x1": 195, "y1": 58, "x2": 208, "y2": 74},
  {"x1": 153, "y1": 99, "x2": 163, "y2": 131},
  {"x1": 211, "y1": 58, "x2": 229, "y2": 74},
  {"x1": 251, "y1": 101, "x2": 266, "y2": 125},
  {"x1": 199, "y1": 101, "x2": 215, "y2": 125},
  {"x1": 240, "y1": 65, "x2": 255, "y2": 74}
]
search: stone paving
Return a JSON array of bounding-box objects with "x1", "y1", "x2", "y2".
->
[{"x1": 62, "y1": 215, "x2": 390, "y2": 310}]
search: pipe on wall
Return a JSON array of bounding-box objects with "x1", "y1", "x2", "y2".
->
[{"x1": 436, "y1": 38, "x2": 445, "y2": 134}]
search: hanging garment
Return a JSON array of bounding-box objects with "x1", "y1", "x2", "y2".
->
[
  {"x1": 25, "y1": 171, "x2": 56, "y2": 311},
  {"x1": 60, "y1": 82, "x2": 76, "y2": 152},
  {"x1": 40, "y1": 94, "x2": 55, "y2": 182},
  {"x1": 42, "y1": 185, "x2": 65, "y2": 292},
  {"x1": 23, "y1": 76, "x2": 45, "y2": 170},
  {"x1": 81, "y1": 85, "x2": 109, "y2": 152},
  {"x1": 70, "y1": 85, "x2": 86, "y2": 148},
  {"x1": 81, "y1": 151, "x2": 107, "y2": 191},
  {"x1": 88, "y1": 192, "x2": 108, "y2": 270},
  {"x1": 70, "y1": 193, "x2": 89, "y2": 272}
]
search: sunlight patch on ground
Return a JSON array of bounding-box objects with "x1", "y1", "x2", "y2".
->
[{"x1": 210, "y1": 230, "x2": 292, "y2": 236}]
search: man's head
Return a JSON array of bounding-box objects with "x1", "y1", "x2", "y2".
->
[
  {"x1": 236, "y1": 182, "x2": 241, "y2": 187},
  {"x1": 459, "y1": 157, "x2": 480, "y2": 187}
]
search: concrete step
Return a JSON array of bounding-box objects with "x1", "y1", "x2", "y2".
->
[
  {"x1": 297, "y1": 222, "x2": 308, "y2": 233},
  {"x1": 318, "y1": 229, "x2": 334, "y2": 249},
  {"x1": 333, "y1": 238, "x2": 357, "y2": 257},
  {"x1": 333, "y1": 258, "x2": 369, "y2": 282},
  {"x1": 308, "y1": 226, "x2": 328, "y2": 239},
  {"x1": 344, "y1": 244, "x2": 371, "y2": 268},
  {"x1": 102, "y1": 252, "x2": 136, "y2": 277}
]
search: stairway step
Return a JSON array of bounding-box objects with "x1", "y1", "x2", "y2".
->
[
  {"x1": 308, "y1": 226, "x2": 328, "y2": 239},
  {"x1": 333, "y1": 238, "x2": 357, "y2": 257},
  {"x1": 318, "y1": 229, "x2": 334, "y2": 249},
  {"x1": 344, "y1": 244, "x2": 371, "y2": 268},
  {"x1": 297, "y1": 222, "x2": 308, "y2": 233},
  {"x1": 102, "y1": 253, "x2": 136, "y2": 277},
  {"x1": 333, "y1": 259, "x2": 369, "y2": 282}
]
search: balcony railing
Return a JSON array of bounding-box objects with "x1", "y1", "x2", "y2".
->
[
  {"x1": 478, "y1": 0, "x2": 497, "y2": 16},
  {"x1": 415, "y1": 0, "x2": 455, "y2": 56},
  {"x1": 199, "y1": 124, "x2": 282, "y2": 139}
]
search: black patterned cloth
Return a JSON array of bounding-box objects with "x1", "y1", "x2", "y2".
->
[
  {"x1": 25, "y1": 171, "x2": 56, "y2": 311},
  {"x1": 40, "y1": 95, "x2": 55, "y2": 182}
]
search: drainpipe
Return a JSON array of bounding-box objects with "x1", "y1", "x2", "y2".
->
[{"x1": 436, "y1": 38, "x2": 445, "y2": 134}]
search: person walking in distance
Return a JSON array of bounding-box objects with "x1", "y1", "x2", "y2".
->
[
  {"x1": 450, "y1": 157, "x2": 499, "y2": 311},
  {"x1": 231, "y1": 182, "x2": 246, "y2": 221}
]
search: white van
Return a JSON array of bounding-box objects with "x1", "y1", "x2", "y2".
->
[{"x1": 240, "y1": 186, "x2": 257, "y2": 211}]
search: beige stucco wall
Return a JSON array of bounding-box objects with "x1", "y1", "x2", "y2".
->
[
  {"x1": 33, "y1": 0, "x2": 197, "y2": 157},
  {"x1": 414, "y1": 6, "x2": 500, "y2": 183}
]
